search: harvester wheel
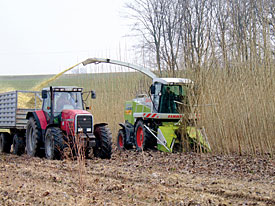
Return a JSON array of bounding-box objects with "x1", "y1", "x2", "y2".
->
[
  {"x1": 26, "y1": 117, "x2": 42, "y2": 157},
  {"x1": 0, "y1": 133, "x2": 12, "y2": 153},
  {"x1": 134, "y1": 120, "x2": 155, "y2": 151},
  {"x1": 45, "y1": 127, "x2": 66, "y2": 160},
  {"x1": 12, "y1": 134, "x2": 25, "y2": 156},
  {"x1": 93, "y1": 125, "x2": 112, "y2": 159},
  {"x1": 117, "y1": 129, "x2": 132, "y2": 150}
]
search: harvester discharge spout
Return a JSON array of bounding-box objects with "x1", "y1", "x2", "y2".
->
[{"x1": 82, "y1": 58, "x2": 158, "y2": 79}]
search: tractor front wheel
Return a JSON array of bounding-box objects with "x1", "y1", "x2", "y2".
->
[
  {"x1": 26, "y1": 117, "x2": 42, "y2": 157},
  {"x1": 93, "y1": 125, "x2": 112, "y2": 159},
  {"x1": 45, "y1": 127, "x2": 66, "y2": 160},
  {"x1": 0, "y1": 133, "x2": 12, "y2": 153},
  {"x1": 12, "y1": 134, "x2": 25, "y2": 155}
]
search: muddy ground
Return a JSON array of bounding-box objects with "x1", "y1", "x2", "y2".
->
[{"x1": 0, "y1": 149, "x2": 274, "y2": 206}]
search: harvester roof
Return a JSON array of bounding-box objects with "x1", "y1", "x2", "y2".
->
[{"x1": 153, "y1": 78, "x2": 193, "y2": 85}]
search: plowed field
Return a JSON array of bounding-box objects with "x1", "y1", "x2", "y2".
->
[{"x1": 0, "y1": 150, "x2": 274, "y2": 205}]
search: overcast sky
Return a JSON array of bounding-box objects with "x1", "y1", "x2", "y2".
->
[{"x1": 0, "y1": 0, "x2": 134, "y2": 75}]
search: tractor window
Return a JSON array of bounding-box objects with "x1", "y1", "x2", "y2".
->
[
  {"x1": 54, "y1": 92, "x2": 83, "y2": 114},
  {"x1": 42, "y1": 91, "x2": 51, "y2": 114}
]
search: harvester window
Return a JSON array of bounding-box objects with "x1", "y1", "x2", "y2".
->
[
  {"x1": 159, "y1": 86, "x2": 177, "y2": 113},
  {"x1": 158, "y1": 85, "x2": 187, "y2": 114},
  {"x1": 152, "y1": 83, "x2": 162, "y2": 113}
]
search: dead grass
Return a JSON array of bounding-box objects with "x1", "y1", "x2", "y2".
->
[
  {"x1": 190, "y1": 68, "x2": 275, "y2": 156},
  {"x1": 1, "y1": 61, "x2": 274, "y2": 156}
]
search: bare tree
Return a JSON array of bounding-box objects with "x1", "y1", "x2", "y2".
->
[
  {"x1": 126, "y1": 0, "x2": 166, "y2": 75},
  {"x1": 268, "y1": 0, "x2": 275, "y2": 52},
  {"x1": 159, "y1": 0, "x2": 182, "y2": 75},
  {"x1": 214, "y1": 0, "x2": 230, "y2": 69},
  {"x1": 125, "y1": 0, "x2": 275, "y2": 73},
  {"x1": 179, "y1": 0, "x2": 213, "y2": 70}
]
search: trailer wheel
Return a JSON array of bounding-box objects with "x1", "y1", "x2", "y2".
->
[
  {"x1": 26, "y1": 117, "x2": 42, "y2": 157},
  {"x1": 12, "y1": 134, "x2": 25, "y2": 156},
  {"x1": 45, "y1": 127, "x2": 66, "y2": 160},
  {"x1": 0, "y1": 133, "x2": 12, "y2": 153},
  {"x1": 93, "y1": 125, "x2": 112, "y2": 159}
]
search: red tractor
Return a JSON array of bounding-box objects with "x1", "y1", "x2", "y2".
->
[{"x1": 25, "y1": 86, "x2": 112, "y2": 159}]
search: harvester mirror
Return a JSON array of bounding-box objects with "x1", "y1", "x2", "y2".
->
[
  {"x1": 91, "y1": 90, "x2": 96, "y2": 99},
  {"x1": 150, "y1": 85, "x2": 155, "y2": 94},
  {"x1": 42, "y1": 90, "x2": 47, "y2": 99}
]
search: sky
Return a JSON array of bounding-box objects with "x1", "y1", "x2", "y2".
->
[{"x1": 0, "y1": 0, "x2": 135, "y2": 75}]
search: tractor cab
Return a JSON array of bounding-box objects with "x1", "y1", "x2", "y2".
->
[
  {"x1": 41, "y1": 86, "x2": 85, "y2": 119},
  {"x1": 150, "y1": 78, "x2": 193, "y2": 114},
  {"x1": 41, "y1": 86, "x2": 97, "y2": 131}
]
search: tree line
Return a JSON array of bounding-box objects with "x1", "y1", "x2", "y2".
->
[{"x1": 126, "y1": 0, "x2": 275, "y2": 75}]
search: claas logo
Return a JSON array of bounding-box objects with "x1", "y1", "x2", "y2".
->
[
  {"x1": 125, "y1": 106, "x2": 132, "y2": 115},
  {"x1": 125, "y1": 110, "x2": 132, "y2": 115}
]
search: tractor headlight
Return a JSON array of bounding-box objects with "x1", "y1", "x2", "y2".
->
[
  {"x1": 78, "y1": 128, "x2": 83, "y2": 132},
  {"x1": 86, "y1": 128, "x2": 91, "y2": 132}
]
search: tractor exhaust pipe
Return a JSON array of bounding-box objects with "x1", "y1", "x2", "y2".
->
[{"x1": 50, "y1": 86, "x2": 54, "y2": 124}]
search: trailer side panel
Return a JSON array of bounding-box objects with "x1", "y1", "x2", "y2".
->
[
  {"x1": 0, "y1": 91, "x2": 17, "y2": 128},
  {"x1": 0, "y1": 91, "x2": 38, "y2": 129}
]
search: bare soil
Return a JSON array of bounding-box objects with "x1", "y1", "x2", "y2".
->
[{"x1": 0, "y1": 149, "x2": 274, "y2": 206}]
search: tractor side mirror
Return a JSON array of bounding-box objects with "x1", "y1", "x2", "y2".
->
[
  {"x1": 42, "y1": 90, "x2": 47, "y2": 99},
  {"x1": 91, "y1": 90, "x2": 96, "y2": 99},
  {"x1": 150, "y1": 85, "x2": 155, "y2": 94}
]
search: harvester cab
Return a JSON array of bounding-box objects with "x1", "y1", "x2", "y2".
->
[
  {"x1": 81, "y1": 58, "x2": 211, "y2": 153},
  {"x1": 150, "y1": 78, "x2": 193, "y2": 114},
  {"x1": 25, "y1": 86, "x2": 112, "y2": 160},
  {"x1": 121, "y1": 76, "x2": 211, "y2": 153}
]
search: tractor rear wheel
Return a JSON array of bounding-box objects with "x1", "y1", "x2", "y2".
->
[
  {"x1": 45, "y1": 127, "x2": 66, "y2": 160},
  {"x1": 0, "y1": 133, "x2": 12, "y2": 153},
  {"x1": 26, "y1": 117, "x2": 42, "y2": 157},
  {"x1": 12, "y1": 134, "x2": 25, "y2": 155},
  {"x1": 93, "y1": 125, "x2": 112, "y2": 159}
]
